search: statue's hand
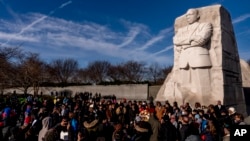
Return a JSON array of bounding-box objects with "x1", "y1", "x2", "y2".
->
[
  {"x1": 190, "y1": 35, "x2": 207, "y2": 46},
  {"x1": 197, "y1": 38, "x2": 206, "y2": 45},
  {"x1": 191, "y1": 39, "x2": 206, "y2": 46}
]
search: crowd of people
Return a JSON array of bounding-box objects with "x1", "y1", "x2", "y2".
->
[{"x1": 0, "y1": 92, "x2": 248, "y2": 141}]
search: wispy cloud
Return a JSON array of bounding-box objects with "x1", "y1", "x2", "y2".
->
[
  {"x1": 236, "y1": 29, "x2": 250, "y2": 36},
  {"x1": 59, "y1": 1, "x2": 72, "y2": 9},
  {"x1": 159, "y1": 27, "x2": 173, "y2": 35},
  {"x1": 2, "y1": 0, "x2": 73, "y2": 45},
  {"x1": 136, "y1": 26, "x2": 173, "y2": 51},
  {"x1": 232, "y1": 14, "x2": 250, "y2": 24},
  {"x1": 137, "y1": 36, "x2": 164, "y2": 51},
  {"x1": 0, "y1": 12, "x2": 174, "y2": 66},
  {"x1": 117, "y1": 27, "x2": 140, "y2": 48},
  {"x1": 0, "y1": 0, "x2": 23, "y2": 25},
  {"x1": 152, "y1": 45, "x2": 173, "y2": 56},
  {"x1": 0, "y1": 31, "x2": 38, "y2": 42}
]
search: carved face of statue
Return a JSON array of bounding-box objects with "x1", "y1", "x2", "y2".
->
[{"x1": 186, "y1": 9, "x2": 199, "y2": 24}]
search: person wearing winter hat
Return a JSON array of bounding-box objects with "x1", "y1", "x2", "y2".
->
[
  {"x1": 228, "y1": 107, "x2": 236, "y2": 116},
  {"x1": 43, "y1": 116, "x2": 69, "y2": 141},
  {"x1": 38, "y1": 117, "x2": 52, "y2": 141},
  {"x1": 228, "y1": 107, "x2": 237, "y2": 125},
  {"x1": 83, "y1": 103, "x2": 99, "y2": 141}
]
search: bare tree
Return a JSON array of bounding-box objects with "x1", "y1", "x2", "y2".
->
[
  {"x1": 0, "y1": 47, "x2": 21, "y2": 61},
  {"x1": 86, "y1": 61, "x2": 111, "y2": 84},
  {"x1": 162, "y1": 65, "x2": 173, "y2": 77},
  {"x1": 151, "y1": 65, "x2": 173, "y2": 85},
  {"x1": 0, "y1": 47, "x2": 21, "y2": 94},
  {"x1": 48, "y1": 58, "x2": 79, "y2": 86},
  {"x1": 14, "y1": 53, "x2": 45, "y2": 95},
  {"x1": 122, "y1": 60, "x2": 146, "y2": 83},
  {"x1": 74, "y1": 68, "x2": 91, "y2": 84},
  {"x1": 107, "y1": 64, "x2": 125, "y2": 82},
  {"x1": 27, "y1": 54, "x2": 46, "y2": 95},
  {"x1": 147, "y1": 62, "x2": 163, "y2": 84}
]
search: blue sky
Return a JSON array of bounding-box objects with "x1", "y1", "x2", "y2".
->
[{"x1": 0, "y1": 0, "x2": 249, "y2": 67}]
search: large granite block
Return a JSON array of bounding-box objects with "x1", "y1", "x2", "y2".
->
[{"x1": 156, "y1": 5, "x2": 247, "y2": 115}]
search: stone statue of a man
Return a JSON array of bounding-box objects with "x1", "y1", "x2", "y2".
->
[{"x1": 173, "y1": 9, "x2": 213, "y2": 102}]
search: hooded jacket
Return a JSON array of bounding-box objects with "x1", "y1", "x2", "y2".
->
[{"x1": 38, "y1": 117, "x2": 52, "y2": 141}]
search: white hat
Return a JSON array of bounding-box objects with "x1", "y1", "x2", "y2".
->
[
  {"x1": 89, "y1": 103, "x2": 94, "y2": 108},
  {"x1": 228, "y1": 107, "x2": 236, "y2": 115}
]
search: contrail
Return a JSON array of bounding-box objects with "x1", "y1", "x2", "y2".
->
[
  {"x1": 118, "y1": 29, "x2": 140, "y2": 48},
  {"x1": 232, "y1": 14, "x2": 250, "y2": 24},
  {"x1": 2, "y1": 0, "x2": 73, "y2": 46},
  {"x1": 137, "y1": 36, "x2": 164, "y2": 51},
  {"x1": 152, "y1": 45, "x2": 173, "y2": 56},
  {"x1": 59, "y1": 1, "x2": 72, "y2": 9}
]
